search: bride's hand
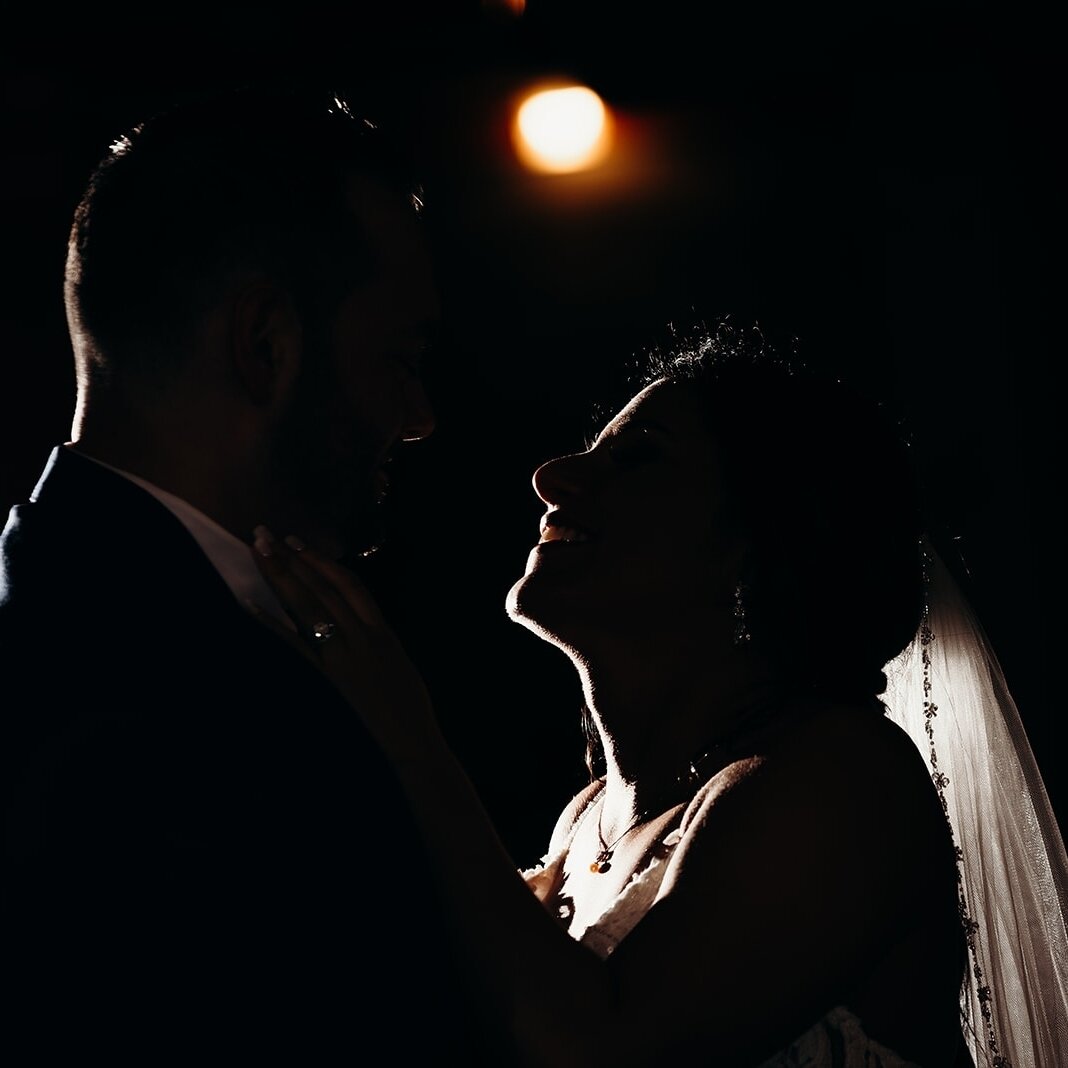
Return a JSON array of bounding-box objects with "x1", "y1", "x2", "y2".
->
[{"x1": 247, "y1": 525, "x2": 439, "y2": 757}]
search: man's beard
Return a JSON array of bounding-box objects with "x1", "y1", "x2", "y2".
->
[
  {"x1": 272, "y1": 387, "x2": 388, "y2": 563},
  {"x1": 323, "y1": 460, "x2": 387, "y2": 563}
]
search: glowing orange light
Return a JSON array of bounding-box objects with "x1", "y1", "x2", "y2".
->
[{"x1": 511, "y1": 85, "x2": 613, "y2": 174}]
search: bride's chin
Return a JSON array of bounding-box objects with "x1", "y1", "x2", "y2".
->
[
  {"x1": 505, "y1": 576, "x2": 562, "y2": 636},
  {"x1": 504, "y1": 576, "x2": 536, "y2": 628}
]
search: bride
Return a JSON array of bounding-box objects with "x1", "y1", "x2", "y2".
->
[{"x1": 250, "y1": 324, "x2": 1066, "y2": 1066}]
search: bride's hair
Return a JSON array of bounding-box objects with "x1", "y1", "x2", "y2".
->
[
  {"x1": 580, "y1": 319, "x2": 926, "y2": 778},
  {"x1": 650, "y1": 320, "x2": 924, "y2": 697}
]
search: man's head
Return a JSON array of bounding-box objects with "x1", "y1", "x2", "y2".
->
[{"x1": 65, "y1": 86, "x2": 439, "y2": 558}]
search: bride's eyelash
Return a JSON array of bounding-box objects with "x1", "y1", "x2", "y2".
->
[{"x1": 606, "y1": 428, "x2": 657, "y2": 465}]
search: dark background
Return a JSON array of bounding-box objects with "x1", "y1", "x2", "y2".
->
[{"x1": 2, "y1": 2, "x2": 1061, "y2": 863}]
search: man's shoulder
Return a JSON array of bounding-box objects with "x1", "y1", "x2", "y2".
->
[{"x1": 3, "y1": 448, "x2": 217, "y2": 610}]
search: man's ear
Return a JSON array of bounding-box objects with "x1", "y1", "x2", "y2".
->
[{"x1": 230, "y1": 280, "x2": 302, "y2": 406}]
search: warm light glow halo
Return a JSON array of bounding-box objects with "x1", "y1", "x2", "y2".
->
[{"x1": 511, "y1": 82, "x2": 613, "y2": 174}]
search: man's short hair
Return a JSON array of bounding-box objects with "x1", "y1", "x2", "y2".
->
[{"x1": 65, "y1": 85, "x2": 424, "y2": 386}]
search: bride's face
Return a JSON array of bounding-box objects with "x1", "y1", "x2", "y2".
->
[{"x1": 505, "y1": 379, "x2": 746, "y2": 655}]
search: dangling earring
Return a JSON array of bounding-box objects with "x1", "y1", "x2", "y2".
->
[{"x1": 733, "y1": 582, "x2": 751, "y2": 645}]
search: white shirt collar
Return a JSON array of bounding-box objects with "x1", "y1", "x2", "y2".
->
[{"x1": 68, "y1": 446, "x2": 296, "y2": 631}]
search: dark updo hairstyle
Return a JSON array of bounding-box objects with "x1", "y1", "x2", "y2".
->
[{"x1": 640, "y1": 321, "x2": 926, "y2": 704}]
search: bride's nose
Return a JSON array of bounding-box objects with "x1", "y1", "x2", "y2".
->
[{"x1": 532, "y1": 452, "x2": 586, "y2": 505}]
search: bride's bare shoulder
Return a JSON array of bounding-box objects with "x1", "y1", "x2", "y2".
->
[
  {"x1": 679, "y1": 699, "x2": 948, "y2": 882},
  {"x1": 763, "y1": 699, "x2": 935, "y2": 791}
]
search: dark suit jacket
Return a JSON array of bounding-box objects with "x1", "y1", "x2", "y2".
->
[{"x1": 2, "y1": 447, "x2": 492, "y2": 1063}]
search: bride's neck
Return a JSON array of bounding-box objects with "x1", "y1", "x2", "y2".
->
[{"x1": 578, "y1": 651, "x2": 786, "y2": 833}]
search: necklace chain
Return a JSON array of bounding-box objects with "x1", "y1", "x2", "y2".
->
[
  {"x1": 590, "y1": 805, "x2": 649, "y2": 874},
  {"x1": 587, "y1": 750, "x2": 716, "y2": 874},
  {"x1": 586, "y1": 697, "x2": 792, "y2": 874}
]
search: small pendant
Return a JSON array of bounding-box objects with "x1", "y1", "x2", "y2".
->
[{"x1": 590, "y1": 850, "x2": 613, "y2": 874}]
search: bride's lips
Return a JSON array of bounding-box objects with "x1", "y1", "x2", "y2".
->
[{"x1": 536, "y1": 510, "x2": 596, "y2": 548}]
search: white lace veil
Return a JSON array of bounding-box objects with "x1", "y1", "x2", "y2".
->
[{"x1": 881, "y1": 543, "x2": 1068, "y2": 1067}]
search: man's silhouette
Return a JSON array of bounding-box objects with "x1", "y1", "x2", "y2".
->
[{"x1": 2, "y1": 86, "x2": 487, "y2": 1063}]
